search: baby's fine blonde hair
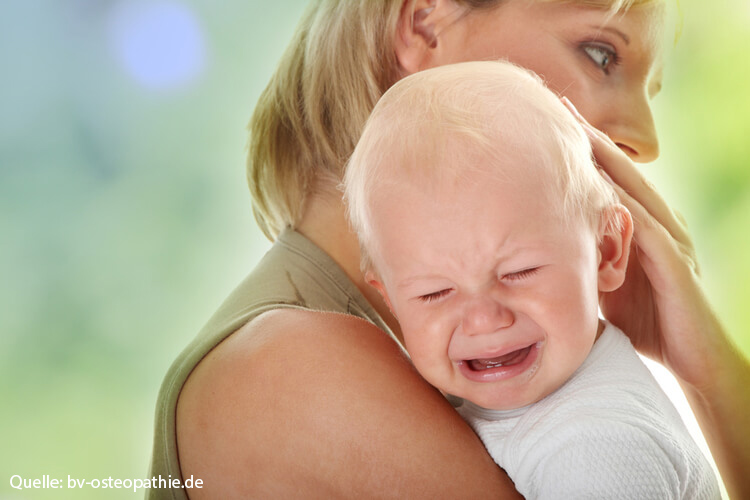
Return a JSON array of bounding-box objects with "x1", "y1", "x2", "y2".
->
[
  {"x1": 247, "y1": 0, "x2": 657, "y2": 240},
  {"x1": 343, "y1": 61, "x2": 621, "y2": 270}
]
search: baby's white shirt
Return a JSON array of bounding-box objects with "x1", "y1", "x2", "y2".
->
[{"x1": 457, "y1": 322, "x2": 720, "y2": 499}]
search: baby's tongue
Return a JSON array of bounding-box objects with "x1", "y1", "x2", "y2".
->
[{"x1": 468, "y1": 346, "x2": 530, "y2": 371}]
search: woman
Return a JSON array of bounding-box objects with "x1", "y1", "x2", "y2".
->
[{"x1": 149, "y1": 0, "x2": 750, "y2": 498}]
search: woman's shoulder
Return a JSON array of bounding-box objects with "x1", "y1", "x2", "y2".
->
[
  {"x1": 184, "y1": 308, "x2": 408, "y2": 383},
  {"x1": 183, "y1": 308, "x2": 409, "y2": 393},
  {"x1": 176, "y1": 308, "x2": 519, "y2": 498},
  {"x1": 176, "y1": 307, "x2": 402, "y2": 419}
]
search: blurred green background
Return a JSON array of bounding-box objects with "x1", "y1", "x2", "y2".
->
[{"x1": 0, "y1": 1, "x2": 747, "y2": 498}]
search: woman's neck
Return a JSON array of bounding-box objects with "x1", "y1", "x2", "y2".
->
[{"x1": 295, "y1": 192, "x2": 403, "y2": 344}]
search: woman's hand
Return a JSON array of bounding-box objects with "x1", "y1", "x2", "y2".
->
[
  {"x1": 562, "y1": 97, "x2": 725, "y2": 385},
  {"x1": 562, "y1": 96, "x2": 750, "y2": 499}
]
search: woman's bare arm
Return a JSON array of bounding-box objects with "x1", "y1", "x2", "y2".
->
[
  {"x1": 176, "y1": 308, "x2": 520, "y2": 499},
  {"x1": 563, "y1": 97, "x2": 750, "y2": 499}
]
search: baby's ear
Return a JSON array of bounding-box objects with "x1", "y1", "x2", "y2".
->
[
  {"x1": 365, "y1": 270, "x2": 395, "y2": 313},
  {"x1": 597, "y1": 205, "x2": 634, "y2": 292}
]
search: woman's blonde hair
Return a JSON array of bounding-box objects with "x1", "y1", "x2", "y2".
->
[{"x1": 247, "y1": 0, "x2": 657, "y2": 240}]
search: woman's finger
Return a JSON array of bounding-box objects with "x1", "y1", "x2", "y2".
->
[
  {"x1": 561, "y1": 97, "x2": 694, "y2": 250},
  {"x1": 599, "y1": 167, "x2": 700, "y2": 279},
  {"x1": 591, "y1": 127, "x2": 694, "y2": 251}
]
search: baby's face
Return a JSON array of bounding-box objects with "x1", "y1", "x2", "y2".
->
[{"x1": 368, "y1": 158, "x2": 604, "y2": 411}]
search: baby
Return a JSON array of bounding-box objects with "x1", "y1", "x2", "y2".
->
[{"x1": 343, "y1": 61, "x2": 719, "y2": 499}]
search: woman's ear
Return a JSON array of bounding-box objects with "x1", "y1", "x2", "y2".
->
[
  {"x1": 597, "y1": 205, "x2": 634, "y2": 292},
  {"x1": 395, "y1": 0, "x2": 452, "y2": 75}
]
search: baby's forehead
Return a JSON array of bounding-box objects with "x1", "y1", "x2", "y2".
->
[
  {"x1": 385, "y1": 122, "x2": 564, "y2": 193},
  {"x1": 367, "y1": 62, "x2": 580, "y2": 194}
]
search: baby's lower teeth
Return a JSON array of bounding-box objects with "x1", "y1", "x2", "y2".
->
[
  {"x1": 470, "y1": 359, "x2": 505, "y2": 370},
  {"x1": 471, "y1": 345, "x2": 532, "y2": 371}
]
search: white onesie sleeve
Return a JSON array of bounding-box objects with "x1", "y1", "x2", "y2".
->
[
  {"x1": 457, "y1": 324, "x2": 720, "y2": 500},
  {"x1": 528, "y1": 418, "x2": 681, "y2": 500}
]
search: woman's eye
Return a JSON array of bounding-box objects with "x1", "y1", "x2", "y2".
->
[
  {"x1": 503, "y1": 267, "x2": 539, "y2": 281},
  {"x1": 582, "y1": 44, "x2": 618, "y2": 74},
  {"x1": 418, "y1": 289, "x2": 452, "y2": 303}
]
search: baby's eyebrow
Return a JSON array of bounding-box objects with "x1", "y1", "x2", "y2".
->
[{"x1": 396, "y1": 274, "x2": 443, "y2": 290}]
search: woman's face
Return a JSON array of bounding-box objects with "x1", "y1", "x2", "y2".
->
[{"x1": 422, "y1": 1, "x2": 666, "y2": 162}]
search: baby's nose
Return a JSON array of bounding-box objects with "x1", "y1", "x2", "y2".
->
[{"x1": 460, "y1": 296, "x2": 514, "y2": 337}]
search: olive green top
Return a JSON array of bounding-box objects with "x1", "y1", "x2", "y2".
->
[{"x1": 147, "y1": 228, "x2": 397, "y2": 499}]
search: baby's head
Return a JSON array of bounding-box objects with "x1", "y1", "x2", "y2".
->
[{"x1": 344, "y1": 61, "x2": 632, "y2": 410}]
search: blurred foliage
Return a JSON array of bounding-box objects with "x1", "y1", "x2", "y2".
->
[
  {"x1": 0, "y1": 0, "x2": 747, "y2": 499},
  {"x1": 653, "y1": 0, "x2": 750, "y2": 357},
  {"x1": 1, "y1": 1, "x2": 306, "y2": 498}
]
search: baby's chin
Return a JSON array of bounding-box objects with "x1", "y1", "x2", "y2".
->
[
  {"x1": 462, "y1": 365, "x2": 584, "y2": 412},
  {"x1": 464, "y1": 387, "x2": 548, "y2": 412}
]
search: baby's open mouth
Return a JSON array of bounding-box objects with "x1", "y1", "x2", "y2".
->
[{"x1": 467, "y1": 345, "x2": 533, "y2": 371}]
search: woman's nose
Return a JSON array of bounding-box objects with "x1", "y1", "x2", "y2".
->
[
  {"x1": 460, "y1": 295, "x2": 514, "y2": 337},
  {"x1": 604, "y1": 91, "x2": 660, "y2": 163}
]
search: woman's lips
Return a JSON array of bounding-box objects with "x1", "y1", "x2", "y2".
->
[{"x1": 458, "y1": 342, "x2": 541, "y2": 382}]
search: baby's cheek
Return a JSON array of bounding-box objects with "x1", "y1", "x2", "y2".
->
[
  {"x1": 555, "y1": 330, "x2": 596, "y2": 377},
  {"x1": 404, "y1": 323, "x2": 450, "y2": 366},
  {"x1": 410, "y1": 349, "x2": 454, "y2": 393}
]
